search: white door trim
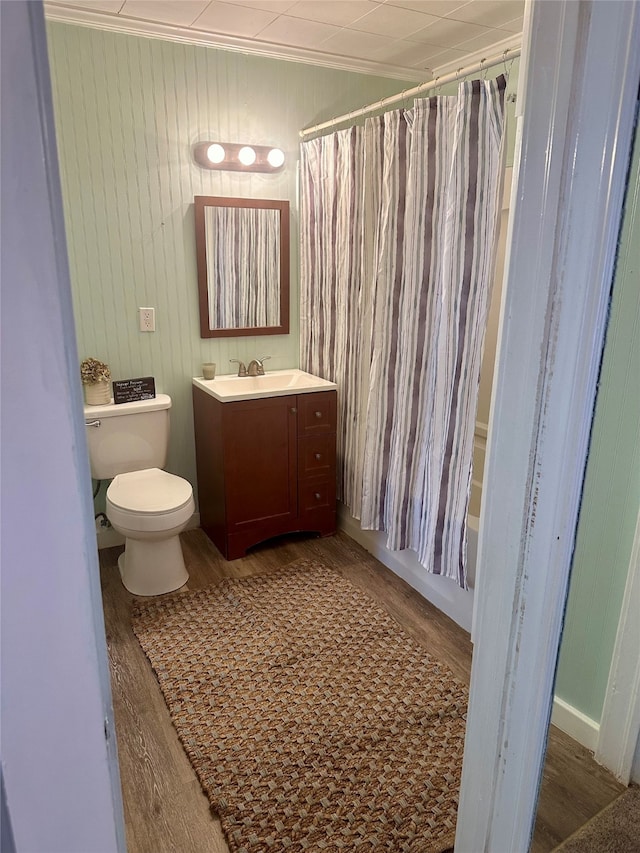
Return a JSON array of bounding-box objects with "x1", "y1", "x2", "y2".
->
[
  {"x1": 1, "y1": 2, "x2": 125, "y2": 849},
  {"x1": 596, "y1": 508, "x2": 640, "y2": 782},
  {"x1": 455, "y1": 1, "x2": 640, "y2": 850}
]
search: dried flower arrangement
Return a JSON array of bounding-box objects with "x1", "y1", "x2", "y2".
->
[{"x1": 80, "y1": 357, "x2": 111, "y2": 385}]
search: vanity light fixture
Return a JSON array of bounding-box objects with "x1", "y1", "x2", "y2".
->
[{"x1": 193, "y1": 142, "x2": 285, "y2": 173}]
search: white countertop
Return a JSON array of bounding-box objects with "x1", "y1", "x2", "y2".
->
[{"x1": 192, "y1": 369, "x2": 337, "y2": 403}]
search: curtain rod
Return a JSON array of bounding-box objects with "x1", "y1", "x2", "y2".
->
[{"x1": 300, "y1": 45, "x2": 521, "y2": 139}]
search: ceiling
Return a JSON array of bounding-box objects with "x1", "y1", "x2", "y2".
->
[{"x1": 45, "y1": 0, "x2": 523, "y2": 81}]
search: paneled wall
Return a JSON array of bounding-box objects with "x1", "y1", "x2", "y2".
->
[{"x1": 46, "y1": 21, "x2": 414, "y2": 489}]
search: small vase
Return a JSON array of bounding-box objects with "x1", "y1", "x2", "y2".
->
[{"x1": 84, "y1": 380, "x2": 111, "y2": 406}]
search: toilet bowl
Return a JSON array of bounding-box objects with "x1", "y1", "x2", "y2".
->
[
  {"x1": 84, "y1": 393, "x2": 194, "y2": 596},
  {"x1": 107, "y1": 468, "x2": 194, "y2": 596}
]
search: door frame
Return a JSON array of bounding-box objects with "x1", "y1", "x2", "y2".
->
[
  {"x1": 1, "y1": 2, "x2": 125, "y2": 849},
  {"x1": 456, "y1": 1, "x2": 640, "y2": 850},
  {"x1": 593, "y1": 124, "x2": 640, "y2": 784},
  {"x1": 596, "y1": 507, "x2": 640, "y2": 782}
]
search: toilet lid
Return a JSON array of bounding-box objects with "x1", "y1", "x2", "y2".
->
[{"x1": 107, "y1": 468, "x2": 193, "y2": 514}]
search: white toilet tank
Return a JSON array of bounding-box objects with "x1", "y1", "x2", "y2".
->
[{"x1": 84, "y1": 394, "x2": 172, "y2": 480}]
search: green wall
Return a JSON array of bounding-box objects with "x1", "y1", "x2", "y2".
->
[
  {"x1": 46, "y1": 21, "x2": 415, "y2": 490},
  {"x1": 555, "y1": 124, "x2": 640, "y2": 722}
]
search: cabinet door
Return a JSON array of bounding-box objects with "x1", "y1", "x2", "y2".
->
[{"x1": 222, "y1": 395, "x2": 297, "y2": 529}]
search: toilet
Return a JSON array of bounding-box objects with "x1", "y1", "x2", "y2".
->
[{"x1": 84, "y1": 394, "x2": 194, "y2": 596}]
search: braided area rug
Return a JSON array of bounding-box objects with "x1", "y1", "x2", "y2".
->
[{"x1": 131, "y1": 559, "x2": 468, "y2": 852}]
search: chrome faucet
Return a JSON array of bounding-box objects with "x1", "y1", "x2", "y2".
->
[
  {"x1": 247, "y1": 356, "x2": 271, "y2": 377},
  {"x1": 229, "y1": 359, "x2": 247, "y2": 377}
]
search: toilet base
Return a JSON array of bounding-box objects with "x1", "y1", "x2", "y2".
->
[{"x1": 118, "y1": 534, "x2": 189, "y2": 596}]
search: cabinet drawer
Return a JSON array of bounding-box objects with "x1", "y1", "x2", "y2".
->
[
  {"x1": 297, "y1": 391, "x2": 336, "y2": 435},
  {"x1": 298, "y1": 435, "x2": 336, "y2": 479},
  {"x1": 299, "y1": 479, "x2": 336, "y2": 513}
]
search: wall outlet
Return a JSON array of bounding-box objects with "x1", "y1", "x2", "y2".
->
[{"x1": 139, "y1": 307, "x2": 155, "y2": 332}]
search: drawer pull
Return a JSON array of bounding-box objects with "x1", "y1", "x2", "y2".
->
[
  {"x1": 290, "y1": 407, "x2": 297, "y2": 414},
  {"x1": 314, "y1": 453, "x2": 322, "y2": 460},
  {"x1": 314, "y1": 492, "x2": 322, "y2": 500},
  {"x1": 315, "y1": 411, "x2": 323, "y2": 418}
]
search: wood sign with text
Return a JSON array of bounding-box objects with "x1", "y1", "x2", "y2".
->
[{"x1": 113, "y1": 377, "x2": 156, "y2": 404}]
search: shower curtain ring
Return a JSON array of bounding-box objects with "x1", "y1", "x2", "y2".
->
[{"x1": 502, "y1": 48, "x2": 516, "y2": 84}]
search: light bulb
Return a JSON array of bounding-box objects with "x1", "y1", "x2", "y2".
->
[
  {"x1": 267, "y1": 148, "x2": 285, "y2": 168},
  {"x1": 238, "y1": 146, "x2": 256, "y2": 166},
  {"x1": 206, "y1": 143, "x2": 225, "y2": 164}
]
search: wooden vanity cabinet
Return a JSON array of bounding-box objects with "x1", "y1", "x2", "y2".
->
[{"x1": 193, "y1": 387, "x2": 336, "y2": 560}]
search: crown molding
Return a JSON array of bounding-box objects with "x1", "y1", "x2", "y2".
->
[
  {"x1": 43, "y1": 3, "x2": 422, "y2": 82},
  {"x1": 432, "y1": 33, "x2": 521, "y2": 79}
]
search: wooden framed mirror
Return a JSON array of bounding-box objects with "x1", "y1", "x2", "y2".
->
[{"x1": 195, "y1": 196, "x2": 290, "y2": 338}]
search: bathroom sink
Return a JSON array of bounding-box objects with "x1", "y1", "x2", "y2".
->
[{"x1": 192, "y1": 369, "x2": 336, "y2": 402}]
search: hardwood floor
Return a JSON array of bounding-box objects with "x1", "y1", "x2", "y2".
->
[{"x1": 100, "y1": 528, "x2": 624, "y2": 852}]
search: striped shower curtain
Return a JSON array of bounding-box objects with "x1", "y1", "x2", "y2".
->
[{"x1": 300, "y1": 76, "x2": 506, "y2": 588}]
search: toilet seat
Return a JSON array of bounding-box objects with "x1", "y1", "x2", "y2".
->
[{"x1": 107, "y1": 468, "x2": 194, "y2": 533}]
